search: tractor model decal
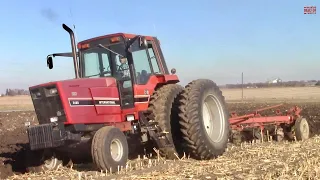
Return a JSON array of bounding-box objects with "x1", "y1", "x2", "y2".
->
[
  {"x1": 68, "y1": 96, "x2": 150, "y2": 107},
  {"x1": 68, "y1": 98, "x2": 120, "y2": 107}
]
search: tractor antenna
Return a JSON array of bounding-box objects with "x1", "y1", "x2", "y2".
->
[
  {"x1": 69, "y1": 1, "x2": 79, "y2": 45},
  {"x1": 153, "y1": 23, "x2": 157, "y2": 37}
]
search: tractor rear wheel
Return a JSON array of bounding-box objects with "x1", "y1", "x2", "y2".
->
[
  {"x1": 145, "y1": 84, "x2": 184, "y2": 159},
  {"x1": 91, "y1": 126, "x2": 128, "y2": 173},
  {"x1": 178, "y1": 79, "x2": 229, "y2": 160},
  {"x1": 294, "y1": 117, "x2": 310, "y2": 140}
]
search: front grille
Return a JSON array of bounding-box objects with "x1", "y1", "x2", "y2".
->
[
  {"x1": 27, "y1": 124, "x2": 65, "y2": 150},
  {"x1": 27, "y1": 124, "x2": 55, "y2": 150},
  {"x1": 30, "y1": 85, "x2": 66, "y2": 124}
]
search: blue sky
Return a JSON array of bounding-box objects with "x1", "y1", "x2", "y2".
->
[{"x1": 0, "y1": 0, "x2": 319, "y2": 93}]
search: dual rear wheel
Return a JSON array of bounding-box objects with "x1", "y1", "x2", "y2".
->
[
  {"x1": 177, "y1": 79, "x2": 229, "y2": 159},
  {"x1": 146, "y1": 79, "x2": 229, "y2": 160}
]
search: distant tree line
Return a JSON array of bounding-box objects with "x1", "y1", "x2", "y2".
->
[
  {"x1": 3, "y1": 88, "x2": 30, "y2": 96},
  {"x1": 2, "y1": 80, "x2": 320, "y2": 96},
  {"x1": 222, "y1": 80, "x2": 320, "y2": 89}
]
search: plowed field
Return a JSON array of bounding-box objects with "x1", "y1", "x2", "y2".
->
[{"x1": 1, "y1": 100, "x2": 320, "y2": 179}]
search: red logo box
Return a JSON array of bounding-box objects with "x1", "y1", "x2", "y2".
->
[{"x1": 304, "y1": 6, "x2": 316, "y2": 14}]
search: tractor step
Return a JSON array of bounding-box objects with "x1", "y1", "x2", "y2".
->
[
  {"x1": 139, "y1": 112, "x2": 174, "y2": 150},
  {"x1": 147, "y1": 120, "x2": 159, "y2": 126}
]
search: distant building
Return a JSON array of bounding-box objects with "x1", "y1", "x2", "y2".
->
[
  {"x1": 246, "y1": 86, "x2": 258, "y2": 89},
  {"x1": 268, "y1": 78, "x2": 282, "y2": 84},
  {"x1": 305, "y1": 81, "x2": 317, "y2": 86}
]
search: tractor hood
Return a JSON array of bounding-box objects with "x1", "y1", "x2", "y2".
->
[
  {"x1": 29, "y1": 77, "x2": 122, "y2": 125},
  {"x1": 29, "y1": 77, "x2": 118, "y2": 90}
]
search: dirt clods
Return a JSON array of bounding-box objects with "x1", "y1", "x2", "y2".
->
[{"x1": 0, "y1": 111, "x2": 37, "y2": 179}]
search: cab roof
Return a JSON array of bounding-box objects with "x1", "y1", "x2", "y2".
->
[{"x1": 78, "y1": 33, "x2": 155, "y2": 46}]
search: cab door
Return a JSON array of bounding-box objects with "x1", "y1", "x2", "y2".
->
[
  {"x1": 129, "y1": 39, "x2": 164, "y2": 111},
  {"x1": 113, "y1": 54, "x2": 135, "y2": 109}
]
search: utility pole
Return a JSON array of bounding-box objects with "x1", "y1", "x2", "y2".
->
[{"x1": 241, "y1": 72, "x2": 244, "y2": 101}]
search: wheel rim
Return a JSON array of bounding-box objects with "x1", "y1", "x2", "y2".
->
[
  {"x1": 231, "y1": 132, "x2": 242, "y2": 145},
  {"x1": 300, "y1": 119, "x2": 309, "y2": 139},
  {"x1": 276, "y1": 128, "x2": 284, "y2": 141},
  {"x1": 110, "y1": 139, "x2": 124, "y2": 161},
  {"x1": 44, "y1": 157, "x2": 58, "y2": 170},
  {"x1": 202, "y1": 94, "x2": 226, "y2": 143}
]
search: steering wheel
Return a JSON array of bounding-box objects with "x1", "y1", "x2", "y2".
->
[{"x1": 117, "y1": 64, "x2": 127, "y2": 71}]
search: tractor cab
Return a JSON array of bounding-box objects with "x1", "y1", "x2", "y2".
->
[
  {"x1": 46, "y1": 24, "x2": 176, "y2": 110},
  {"x1": 47, "y1": 25, "x2": 171, "y2": 82}
]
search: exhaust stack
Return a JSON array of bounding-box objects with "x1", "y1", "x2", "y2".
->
[{"x1": 62, "y1": 23, "x2": 79, "y2": 79}]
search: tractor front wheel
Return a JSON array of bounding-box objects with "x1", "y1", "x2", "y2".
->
[{"x1": 91, "y1": 126, "x2": 128, "y2": 173}]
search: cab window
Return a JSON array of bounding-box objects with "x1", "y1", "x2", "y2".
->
[
  {"x1": 147, "y1": 43, "x2": 161, "y2": 74},
  {"x1": 132, "y1": 49, "x2": 152, "y2": 85},
  {"x1": 83, "y1": 50, "x2": 111, "y2": 78}
]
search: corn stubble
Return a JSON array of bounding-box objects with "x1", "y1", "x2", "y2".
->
[{"x1": 5, "y1": 135, "x2": 320, "y2": 180}]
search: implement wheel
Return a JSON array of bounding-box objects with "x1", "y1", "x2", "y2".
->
[
  {"x1": 178, "y1": 79, "x2": 229, "y2": 159},
  {"x1": 294, "y1": 117, "x2": 310, "y2": 141},
  {"x1": 230, "y1": 131, "x2": 243, "y2": 145},
  {"x1": 91, "y1": 126, "x2": 128, "y2": 173},
  {"x1": 276, "y1": 128, "x2": 284, "y2": 142}
]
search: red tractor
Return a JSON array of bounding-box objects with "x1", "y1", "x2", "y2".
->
[{"x1": 25, "y1": 24, "x2": 230, "y2": 172}]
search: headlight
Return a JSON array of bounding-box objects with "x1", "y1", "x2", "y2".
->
[
  {"x1": 44, "y1": 87, "x2": 58, "y2": 97},
  {"x1": 49, "y1": 88, "x2": 58, "y2": 95},
  {"x1": 50, "y1": 117, "x2": 58, "y2": 122},
  {"x1": 31, "y1": 91, "x2": 41, "y2": 99}
]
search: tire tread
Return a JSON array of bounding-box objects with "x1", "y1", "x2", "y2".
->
[{"x1": 178, "y1": 79, "x2": 229, "y2": 160}]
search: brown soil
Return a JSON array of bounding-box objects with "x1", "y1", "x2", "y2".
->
[
  {"x1": 0, "y1": 102, "x2": 320, "y2": 179},
  {"x1": 0, "y1": 111, "x2": 37, "y2": 179}
]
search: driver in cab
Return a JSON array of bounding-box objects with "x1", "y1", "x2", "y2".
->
[{"x1": 117, "y1": 57, "x2": 130, "y2": 79}]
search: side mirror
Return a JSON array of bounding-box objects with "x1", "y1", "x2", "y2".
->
[
  {"x1": 47, "y1": 56, "x2": 53, "y2": 69},
  {"x1": 139, "y1": 37, "x2": 148, "y2": 48},
  {"x1": 126, "y1": 35, "x2": 148, "y2": 52},
  {"x1": 171, "y1": 68, "x2": 176, "y2": 74}
]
